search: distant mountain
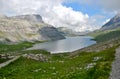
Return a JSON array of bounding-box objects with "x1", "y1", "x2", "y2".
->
[
  {"x1": 57, "y1": 27, "x2": 89, "y2": 36},
  {"x1": 101, "y1": 13, "x2": 120, "y2": 30},
  {"x1": 0, "y1": 14, "x2": 65, "y2": 43},
  {"x1": 57, "y1": 27, "x2": 75, "y2": 36}
]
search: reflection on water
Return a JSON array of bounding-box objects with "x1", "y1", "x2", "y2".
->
[{"x1": 28, "y1": 36, "x2": 96, "y2": 53}]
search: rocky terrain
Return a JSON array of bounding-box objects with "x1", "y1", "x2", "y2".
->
[
  {"x1": 101, "y1": 13, "x2": 120, "y2": 31},
  {"x1": 0, "y1": 14, "x2": 65, "y2": 43},
  {"x1": 23, "y1": 53, "x2": 48, "y2": 62},
  {"x1": 12, "y1": 14, "x2": 44, "y2": 23}
]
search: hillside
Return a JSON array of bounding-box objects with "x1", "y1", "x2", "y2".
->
[
  {"x1": 94, "y1": 30, "x2": 120, "y2": 43},
  {"x1": 88, "y1": 29, "x2": 120, "y2": 43},
  {"x1": 0, "y1": 30, "x2": 120, "y2": 79},
  {"x1": 57, "y1": 27, "x2": 88, "y2": 36},
  {"x1": 0, "y1": 15, "x2": 120, "y2": 79},
  {"x1": 88, "y1": 13, "x2": 120, "y2": 43},
  {"x1": 101, "y1": 13, "x2": 120, "y2": 31},
  {"x1": 0, "y1": 15, "x2": 65, "y2": 43}
]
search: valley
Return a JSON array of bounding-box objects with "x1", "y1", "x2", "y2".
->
[
  {"x1": 0, "y1": 39, "x2": 119, "y2": 79},
  {"x1": 0, "y1": 13, "x2": 120, "y2": 79},
  {"x1": 0, "y1": 30, "x2": 120, "y2": 79}
]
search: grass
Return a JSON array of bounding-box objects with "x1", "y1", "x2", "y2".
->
[
  {"x1": 0, "y1": 59, "x2": 9, "y2": 64},
  {"x1": 0, "y1": 41, "x2": 50, "y2": 63},
  {"x1": 0, "y1": 32, "x2": 119, "y2": 79},
  {"x1": 94, "y1": 30, "x2": 120, "y2": 43},
  {"x1": 0, "y1": 41, "x2": 46, "y2": 54},
  {"x1": 88, "y1": 28, "x2": 120, "y2": 37},
  {"x1": 88, "y1": 29, "x2": 120, "y2": 43},
  {"x1": 0, "y1": 42, "x2": 33, "y2": 64},
  {"x1": 0, "y1": 46, "x2": 117, "y2": 79},
  {"x1": 0, "y1": 31, "x2": 5, "y2": 37},
  {"x1": 0, "y1": 42, "x2": 34, "y2": 54}
]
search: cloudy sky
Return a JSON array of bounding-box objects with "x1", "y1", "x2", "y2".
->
[{"x1": 0, "y1": 0, "x2": 120, "y2": 32}]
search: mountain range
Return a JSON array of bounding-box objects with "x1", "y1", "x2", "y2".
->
[
  {"x1": 0, "y1": 14, "x2": 65, "y2": 43},
  {"x1": 0, "y1": 13, "x2": 120, "y2": 43}
]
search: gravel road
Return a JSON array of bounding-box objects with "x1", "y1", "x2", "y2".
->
[
  {"x1": 109, "y1": 47, "x2": 120, "y2": 79},
  {"x1": 0, "y1": 56, "x2": 20, "y2": 68}
]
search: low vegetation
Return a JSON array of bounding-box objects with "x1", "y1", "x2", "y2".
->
[
  {"x1": 0, "y1": 59, "x2": 8, "y2": 64},
  {"x1": 0, "y1": 42, "x2": 33, "y2": 54},
  {"x1": 94, "y1": 30, "x2": 120, "y2": 43},
  {"x1": 0, "y1": 29, "x2": 120, "y2": 79},
  {"x1": 88, "y1": 29, "x2": 120, "y2": 43},
  {"x1": 0, "y1": 44, "x2": 118, "y2": 79}
]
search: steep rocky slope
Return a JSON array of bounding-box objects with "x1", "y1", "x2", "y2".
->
[
  {"x1": 101, "y1": 13, "x2": 120, "y2": 31},
  {"x1": 39, "y1": 27, "x2": 65, "y2": 40},
  {"x1": 0, "y1": 14, "x2": 65, "y2": 43}
]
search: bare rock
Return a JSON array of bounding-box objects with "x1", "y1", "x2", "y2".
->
[{"x1": 23, "y1": 54, "x2": 48, "y2": 62}]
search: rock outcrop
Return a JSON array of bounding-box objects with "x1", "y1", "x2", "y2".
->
[
  {"x1": 0, "y1": 14, "x2": 65, "y2": 43},
  {"x1": 23, "y1": 54, "x2": 48, "y2": 62}
]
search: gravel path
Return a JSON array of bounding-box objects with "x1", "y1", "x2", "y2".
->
[
  {"x1": 0, "y1": 56, "x2": 20, "y2": 68},
  {"x1": 109, "y1": 47, "x2": 120, "y2": 79}
]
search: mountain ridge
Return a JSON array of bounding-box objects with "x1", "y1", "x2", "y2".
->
[
  {"x1": 0, "y1": 14, "x2": 65, "y2": 43},
  {"x1": 101, "y1": 13, "x2": 120, "y2": 30},
  {"x1": 12, "y1": 14, "x2": 44, "y2": 23}
]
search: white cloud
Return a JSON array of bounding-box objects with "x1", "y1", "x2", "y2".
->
[{"x1": 0, "y1": 0, "x2": 98, "y2": 32}]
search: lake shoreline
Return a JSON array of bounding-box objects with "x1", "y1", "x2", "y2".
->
[{"x1": 28, "y1": 36, "x2": 96, "y2": 54}]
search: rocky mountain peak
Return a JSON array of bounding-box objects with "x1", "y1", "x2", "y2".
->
[
  {"x1": 12, "y1": 14, "x2": 44, "y2": 23},
  {"x1": 110, "y1": 13, "x2": 120, "y2": 23},
  {"x1": 101, "y1": 13, "x2": 120, "y2": 30}
]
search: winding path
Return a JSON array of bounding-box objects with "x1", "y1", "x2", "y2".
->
[
  {"x1": 0, "y1": 56, "x2": 20, "y2": 68},
  {"x1": 109, "y1": 47, "x2": 120, "y2": 79}
]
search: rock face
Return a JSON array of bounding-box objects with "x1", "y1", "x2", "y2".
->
[
  {"x1": 39, "y1": 27, "x2": 65, "y2": 40},
  {"x1": 23, "y1": 54, "x2": 48, "y2": 62},
  {"x1": 12, "y1": 14, "x2": 44, "y2": 23},
  {"x1": 0, "y1": 14, "x2": 65, "y2": 43},
  {"x1": 101, "y1": 13, "x2": 120, "y2": 30}
]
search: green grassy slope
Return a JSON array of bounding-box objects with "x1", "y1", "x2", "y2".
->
[
  {"x1": 0, "y1": 46, "x2": 117, "y2": 79},
  {"x1": 94, "y1": 30, "x2": 120, "y2": 43},
  {"x1": 88, "y1": 28, "x2": 120, "y2": 43},
  {"x1": 0, "y1": 42, "x2": 33, "y2": 54}
]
